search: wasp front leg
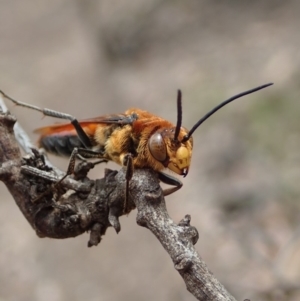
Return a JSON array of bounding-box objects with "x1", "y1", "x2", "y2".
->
[{"x1": 158, "y1": 172, "x2": 183, "y2": 196}]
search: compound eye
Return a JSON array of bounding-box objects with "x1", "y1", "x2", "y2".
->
[{"x1": 148, "y1": 132, "x2": 167, "y2": 162}]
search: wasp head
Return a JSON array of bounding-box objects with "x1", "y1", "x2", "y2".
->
[
  {"x1": 148, "y1": 127, "x2": 193, "y2": 177},
  {"x1": 147, "y1": 90, "x2": 193, "y2": 177},
  {"x1": 148, "y1": 83, "x2": 273, "y2": 177},
  {"x1": 166, "y1": 127, "x2": 193, "y2": 177}
]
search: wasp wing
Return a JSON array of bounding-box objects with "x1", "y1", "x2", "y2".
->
[{"x1": 34, "y1": 112, "x2": 138, "y2": 157}]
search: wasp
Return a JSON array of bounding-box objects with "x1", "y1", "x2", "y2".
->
[{"x1": 1, "y1": 83, "x2": 272, "y2": 209}]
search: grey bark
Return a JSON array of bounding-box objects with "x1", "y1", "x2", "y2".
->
[{"x1": 0, "y1": 109, "x2": 238, "y2": 301}]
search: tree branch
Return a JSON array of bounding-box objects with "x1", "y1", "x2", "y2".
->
[{"x1": 0, "y1": 104, "x2": 238, "y2": 301}]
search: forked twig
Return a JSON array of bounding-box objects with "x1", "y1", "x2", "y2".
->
[{"x1": 0, "y1": 100, "x2": 238, "y2": 301}]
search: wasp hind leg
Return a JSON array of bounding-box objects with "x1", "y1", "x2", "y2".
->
[
  {"x1": 158, "y1": 172, "x2": 183, "y2": 196},
  {"x1": 1, "y1": 90, "x2": 139, "y2": 149},
  {"x1": 0, "y1": 90, "x2": 94, "y2": 149},
  {"x1": 34, "y1": 147, "x2": 107, "y2": 202},
  {"x1": 64, "y1": 147, "x2": 107, "y2": 178}
]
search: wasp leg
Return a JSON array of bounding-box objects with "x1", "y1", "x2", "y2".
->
[
  {"x1": 122, "y1": 153, "x2": 134, "y2": 214},
  {"x1": 158, "y1": 172, "x2": 183, "y2": 196},
  {"x1": 1, "y1": 90, "x2": 139, "y2": 149},
  {"x1": 64, "y1": 147, "x2": 106, "y2": 175},
  {"x1": 34, "y1": 147, "x2": 106, "y2": 202},
  {"x1": 69, "y1": 113, "x2": 137, "y2": 148},
  {"x1": 0, "y1": 90, "x2": 94, "y2": 149}
]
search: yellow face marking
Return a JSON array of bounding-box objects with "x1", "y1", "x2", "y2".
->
[
  {"x1": 176, "y1": 146, "x2": 191, "y2": 169},
  {"x1": 167, "y1": 146, "x2": 191, "y2": 176}
]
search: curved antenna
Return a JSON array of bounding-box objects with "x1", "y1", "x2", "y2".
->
[
  {"x1": 181, "y1": 83, "x2": 273, "y2": 142},
  {"x1": 174, "y1": 89, "x2": 182, "y2": 142}
]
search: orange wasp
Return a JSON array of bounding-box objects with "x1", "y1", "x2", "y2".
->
[{"x1": 1, "y1": 83, "x2": 273, "y2": 204}]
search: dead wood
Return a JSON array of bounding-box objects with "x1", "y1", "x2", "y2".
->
[{"x1": 0, "y1": 107, "x2": 238, "y2": 301}]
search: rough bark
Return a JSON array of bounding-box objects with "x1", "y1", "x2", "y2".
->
[{"x1": 0, "y1": 108, "x2": 238, "y2": 301}]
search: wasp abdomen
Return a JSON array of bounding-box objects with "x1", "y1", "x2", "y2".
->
[{"x1": 39, "y1": 135, "x2": 83, "y2": 157}]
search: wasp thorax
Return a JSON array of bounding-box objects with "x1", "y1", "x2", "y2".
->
[{"x1": 148, "y1": 132, "x2": 167, "y2": 162}]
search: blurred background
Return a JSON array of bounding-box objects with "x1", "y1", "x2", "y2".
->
[{"x1": 0, "y1": 1, "x2": 300, "y2": 300}]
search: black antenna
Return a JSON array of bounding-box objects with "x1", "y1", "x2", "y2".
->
[
  {"x1": 181, "y1": 83, "x2": 273, "y2": 143},
  {"x1": 174, "y1": 89, "x2": 182, "y2": 142}
]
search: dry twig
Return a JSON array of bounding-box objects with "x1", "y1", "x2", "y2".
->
[{"x1": 0, "y1": 103, "x2": 238, "y2": 301}]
